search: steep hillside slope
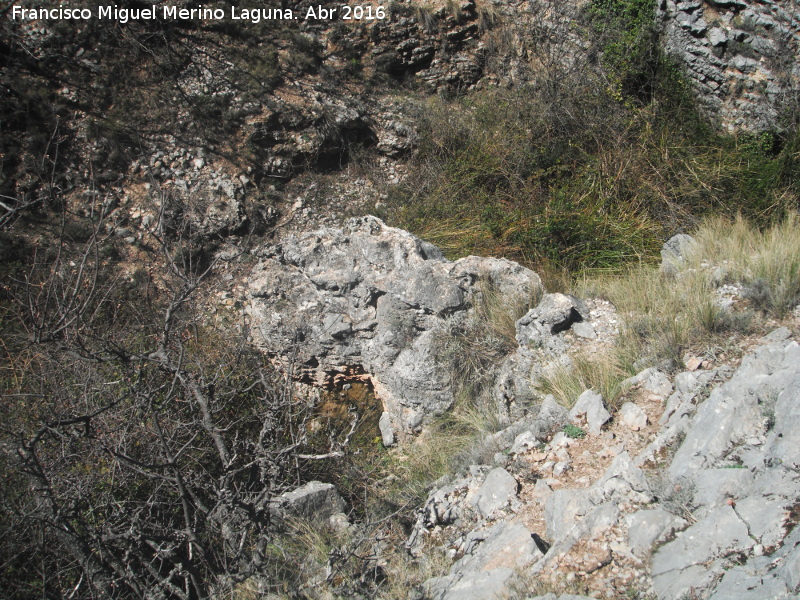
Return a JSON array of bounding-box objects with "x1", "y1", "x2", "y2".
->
[
  {"x1": 2, "y1": 0, "x2": 800, "y2": 598},
  {"x1": 240, "y1": 217, "x2": 800, "y2": 600}
]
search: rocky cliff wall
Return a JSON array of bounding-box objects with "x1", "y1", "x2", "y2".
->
[
  {"x1": 379, "y1": 0, "x2": 800, "y2": 132},
  {"x1": 658, "y1": 0, "x2": 800, "y2": 130}
]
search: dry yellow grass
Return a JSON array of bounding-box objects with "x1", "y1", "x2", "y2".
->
[
  {"x1": 690, "y1": 215, "x2": 800, "y2": 318},
  {"x1": 536, "y1": 215, "x2": 798, "y2": 412},
  {"x1": 537, "y1": 351, "x2": 630, "y2": 410}
]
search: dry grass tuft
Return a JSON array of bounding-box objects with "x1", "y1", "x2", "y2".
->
[
  {"x1": 537, "y1": 351, "x2": 630, "y2": 410},
  {"x1": 690, "y1": 215, "x2": 800, "y2": 319},
  {"x1": 522, "y1": 216, "x2": 797, "y2": 415},
  {"x1": 577, "y1": 216, "x2": 796, "y2": 373}
]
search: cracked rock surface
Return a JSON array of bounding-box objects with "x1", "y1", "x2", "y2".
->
[
  {"x1": 246, "y1": 216, "x2": 541, "y2": 441},
  {"x1": 409, "y1": 335, "x2": 800, "y2": 599}
]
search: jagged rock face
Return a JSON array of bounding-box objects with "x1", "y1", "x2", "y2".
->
[
  {"x1": 516, "y1": 293, "x2": 589, "y2": 344},
  {"x1": 370, "y1": 1, "x2": 485, "y2": 92},
  {"x1": 410, "y1": 332, "x2": 800, "y2": 599},
  {"x1": 658, "y1": 0, "x2": 800, "y2": 131},
  {"x1": 246, "y1": 216, "x2": 541, "y2": 441},
  {"x1": 248, "y1": 98, "x2": 380, "y2": 178}
]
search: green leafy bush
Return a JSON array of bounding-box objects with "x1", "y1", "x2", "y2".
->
[{"x1": 589, "y1": 0, "x2": 660, "y2": 103}]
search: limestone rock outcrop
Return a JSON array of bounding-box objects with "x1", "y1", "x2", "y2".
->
[
  {"x1": 410, "y1": 332, "x2": 800, "y2": 600},
  {"x1": 246, "y1": 216, "x2": 541, "y2": 442},
  {"x1": 650, "y1": 337, "x2": 800, "y2": 598}
]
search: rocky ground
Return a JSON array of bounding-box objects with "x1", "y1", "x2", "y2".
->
[
  {"x1": 245, "y1": 219, "x2": 800, "y2": 599},
  {"x1": 410, "y1": 325, "x2": 800, "y2": 599},
  {"x1": 4, "y1": 1, "x2": 800, "y2": 597}
]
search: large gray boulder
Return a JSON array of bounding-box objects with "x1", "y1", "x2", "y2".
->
[
  {"x1": 707, "y1": 523, "x2": 800, "y2": 600},
  {"x1": 619, "y1": 401, "x2": 648, "y2": 430},
  {"x1": 624, "y1": 509, "x2": 687, "y2": 557},
  {"x1": 543, "y1": 488, "x2": 593, "y2": 542},
  {"x1": 669, "y1": 340, "x2": 800, "y2": 479},
  {"x1": 246, "y1": 216, "x2": 541, "y2": 441},
  {"x1": 270, "y1": 481, "x2": 346, "y2": 526},
  {"x1": 423, "y1": 521, "x2": 542, "y2": 600},
  {"x1": 652, "y1": 505, "x2": 755, "y2": 598}
]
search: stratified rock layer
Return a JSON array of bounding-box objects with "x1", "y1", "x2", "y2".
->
[{"x1": 658, "y1": 0, "x2": 800, "y2": 131}]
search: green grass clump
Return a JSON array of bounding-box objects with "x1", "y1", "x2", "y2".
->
[
  {"x1": 384, "y1": 88, "x2": 666, "y2": 271},
  {"x1": 563, "y1": 424, "x2": 587, "y2": 439}
]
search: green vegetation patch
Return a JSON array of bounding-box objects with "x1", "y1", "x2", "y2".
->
[
  {"x1": 589, "y1": 0, "x2": 660, "y2": 103},
  {"x1": 382, "y1": 0, "x2": 799, "y2": 275},
  {"x1": 563, "y1": 423, "x2": 587, "y2": 439}
]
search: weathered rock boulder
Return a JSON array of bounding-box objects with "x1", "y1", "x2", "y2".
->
[
  {"x1": 619, "y1": 401, "x2": 649, "y2": 430},
  {"x1": 490, "y1": 292, "x2": 599, "y2": 416},
  {"x1": 624, "y1": 509, "x2": 687, "y2": 557},
  {"x1": 668, "y1": 338, "x2": 800, "y2": 478},
  {"x1": 516, "y1": 293, "x2": 589, "y2": 346},
  {"x1": 246, "y1": 216, "x2": 541, "y2": 441},
  {"x1": 423, "y1": 521, "x2": 542, "y2": 600},
  {"x1": 470, "y1": 467, "x2": 518, "y2": 518},
  {"x1": 270, "y1": 481, "x2": 347, "y2": 526}
]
